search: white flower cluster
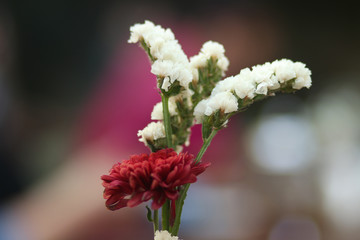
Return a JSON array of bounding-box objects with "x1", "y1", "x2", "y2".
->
[
  {"x1": 129, "y1": 20, "x2": 192, "y2": 92},
  {"x1": 154, "y1": 230, "x2": 179, "y2": 240},
  {"x1": 194, "y1": 59, "x2": 311, "y2": 122},
  {"x1": 137, "y1": 121, "x2": 165, "y2": 144},
  {"x1": 193, "y1": 91, "x2": 238, "y2": 122},
  {"x1": 272, "y1": 59, "x2": 312, "y2": 90},
  {"x1": 190, "y1": 41, "x2": 229, "y2": 81}
]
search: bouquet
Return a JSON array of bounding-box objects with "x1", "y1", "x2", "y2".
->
[{"x1": 101, "y1": 20, "x2": 312, "y2": 239}]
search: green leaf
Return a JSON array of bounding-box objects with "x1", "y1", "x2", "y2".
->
[{"x1": 146, "y1": 206, "x2": 153, "y2": 222}]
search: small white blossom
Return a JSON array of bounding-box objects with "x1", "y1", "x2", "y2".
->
[
  {"x1": 194, "y1": 92, "x2": 238, "y2": 123},
  {"x1": 207, "y1": 91, "x2": 238, "y2": 115},
  {"x1": 151, "y1": 99, "x2": 178, "y2": 120},
  {"x1": 154, "y1": 230, "x2": 179, "y2": 240},
  {"x1": 201, "y1": 41, "x2": 229, "y2": 73},
  {"x1": 210, "y1": 59, "x2": 311, "y2": 100},
  {"x1": 201, "y1": 41, "x2": 225, "y2": 60},
  {"x1": 189, "y1": 53, "x2": 207, "y2": 68},
  {"x1": 161, "y1": 76, "x2": 172, "y2": 91},
  {"x1": 255, "y1": 82, "x2": 269, "y2": 95},
  {"x1": 292, "y1": 62, "x2": 312, "y2": 89},
  {"x1": 233, "y1": 68, "x2": 256, "y2": 99},
  {"x1": 217, "y1": 57, "x2": 230, "y2": 73},
  {"x1": 271, "y1": 59, "x2": 297, "y2": 83},
  {"x1": 190, "y1": 41, "x2": 229, "y2": 81},
  {"x1": 151, "y1": 60, "x2": 174, "y2": 77},
  {"x1": 152, "y1": 40, "x2": 187, "y2": 63},
  {"x1": 151, "y1": 102, "x2": 165, "y2": 120},
  {"x1": 129, "y1": 20, "x2": 192, "y2": 92},
  {"x1": 128, "y1": 20, "x2": 157, "y2": 43},
  {"x1": 193, "y1": 99, "x2": 208, "y2": 123},
  {"x1": 137, "y1": 122, "x2": 165, "y2": 144},
  {"x1": 271, "y1": 59, "x2": 312, "y2": 89},
  {"x1": 251, "y1": 62, "x2": 280, "y2": 93},
  {"x1": 189, "y1": 53, "x2": 207, "y2": 81},
  {"x1": 211, "y1": 75, "x2": 237, "y2": 96},
  {"x1": 211, "y1": 69, "x2": 256, "y2": 99}
]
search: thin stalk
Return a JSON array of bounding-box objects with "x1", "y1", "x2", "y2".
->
[
  {"x1": 195, "y1": 128, "x2": 219, "y2": 163},
  {"x1": 161, "y1": 94, "x2": 173, "y2": 149},
  {"x1": 160, "y1": 93, "x2": 173, "y2": 231},
  {"x1": 171, "y1": 128, "x2": 219, "y2": 235},
  {"x1": 171, "y1": 184, "x2": 190, "y2": 235},
  {"x1": 162, "y1": 199, "x2": 171, "y2": 230},
  {"x1": 153, "y1": 209, "x2": 159, "y2": 232}
]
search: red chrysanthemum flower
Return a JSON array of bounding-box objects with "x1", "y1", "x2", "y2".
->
[{"x1": 101, "y1": 148, "x2": 210, "y2": 211}]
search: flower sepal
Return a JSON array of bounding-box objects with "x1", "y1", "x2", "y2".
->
[
  {"x1": 159, "y1": 79, "x2": 183, "y2": 97},
  {"x1": 147, "y1": 137, "x2": 168, "y2": 152},
  {"x1": 201, "y1": 110, "x2": 229, "y2": 140}
]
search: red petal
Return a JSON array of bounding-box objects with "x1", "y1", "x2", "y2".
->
[
  {"x1": 105, "y1": 195, "x2": 128, "y2": 211},
  {"x1": 127, "y1": 192, "x2": 144, "y2": 207},
  {"x1": 143, "y1": 191, "x2": 154, "y2": 201},
  {"x1": 101, "y1": 175, "x2": 116, "y2": 182},
  {"x1": 129, "y1": 175, "x2": 137, "y2": 189},
  {"x1": 192, "y1": 162, "x2": 211, "y2": 175},
  {"x1": 151, "y1": 179, "x2": 159, "y2": 190},
  {"x1": 151, "y1": 194, "x2": 166, "y2": 210},
  {"x1": 166, "y1": 166, "x2": 178, "y2": 183},
  {"x1": 164, "y1": 190, "x2": 179, "y2": 200}
]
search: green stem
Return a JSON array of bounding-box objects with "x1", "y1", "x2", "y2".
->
[
  {"x1": 195, "y1": 128, "x2": 219, "y2": 163},
  {"x1": 161, "y1": 94, "x2": 173, "y2": 149},
  {"x1": 162, "y1": 199, "x2": 170, "y2": 230},
  {"x1": 171, "y1": 128, "x2": 219, "y2": 235},
  {"x1": 171, "y1": 184, "x2": 190, "y2": 235},
  {"x1": 160, "y1": 94, "x2": 173, "y2": 231},
  {"x1": 153, "y1": 209, "x2": 159, "y2": 232}
]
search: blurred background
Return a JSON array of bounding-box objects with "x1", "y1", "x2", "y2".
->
[{"x1": 0, "y1": 0, "x2": 360, "y2": 239}]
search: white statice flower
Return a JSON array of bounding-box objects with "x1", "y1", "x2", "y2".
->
[
  {"x1": 211, "y1": 75, "x2": 237, "y2": 96},
  {"x1": 128, "y1": 20, "x2": 157, "y2": 43},
  {"x1": 151, "y1": 60, "x2": 174, "y2": 77},
  {"x1": 151, "y1": 99, "x2": 178, "y2": 120},
  {"x1": 271, "y1": 59, "x2": 312, "y2": 89},
  {"x1": 129, "y1": 20, "x2": 192, "y2": 92},
  {"x1": 255, "y1": 82, "x2": 269, "y2": 95},
  {"x1": 189, "y1": 53, "x2": 207, "y2": 81},
  {"x1": 206, "y1": 91, "x2": 238, "y2": 115},
  {"x1": 201, "y1": 41, "x2": 226, "y2": 60},
  {"x1": 137, "y1": 121, "x2": 165, "y2": 144},
  {"x1": 152, "y1": 40, "x2": 187, "y2": 63},
  {"x1": 271, "y1": 59, "x2": 297, "y2": 83},
  {"x1": 151, "y1": 60, "x2": 192, "y2": 91},
  {"x1": 193, "y1": 58, "x2": 311, "y2": 123},
  {"x1": 293, "y1": 61, "x2": 312, "y2": 89},
  {"x1": 251, "y1": 62, "x2": 280, "y2": 93},
  {"x1": 193, "y1": 92, "x2": 238, "y2": 123},
  {"x1": 234, "y1": 68, "x2": 256, "y2": 99},
  {"x1": 189, "y1": 41, "x2": 229, "y2": 81},
  {"x1": 193, "y1": 99, "x2": 208, "y2": 123},
  {"x1": 128, "y1": 20, "x2": 174, "y2": 50},
  {"x1": 154, "y1": 230, "x2": 179, "y2": 240},
  {"x1": 208, "y1": 58, "x2": 311, "y2": 103},
  {"x1": 211, "y1": 68, "x2": 256, "y2": 99},
  {"x1": 151, "y1": 102, "x2": 166, "y2": 120},
  {"x1": 189, "y1": 53, "x2": 207, "y2": 68},
  {"x1": 201, "y1": 41, "x2": 229, "y2": 73},
  {"x1": 217, "y1": 57, "x2": 230, "y2": 73},
  {"x1": 175, "y1": 145, "x2": 183, "y2": 153}
]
